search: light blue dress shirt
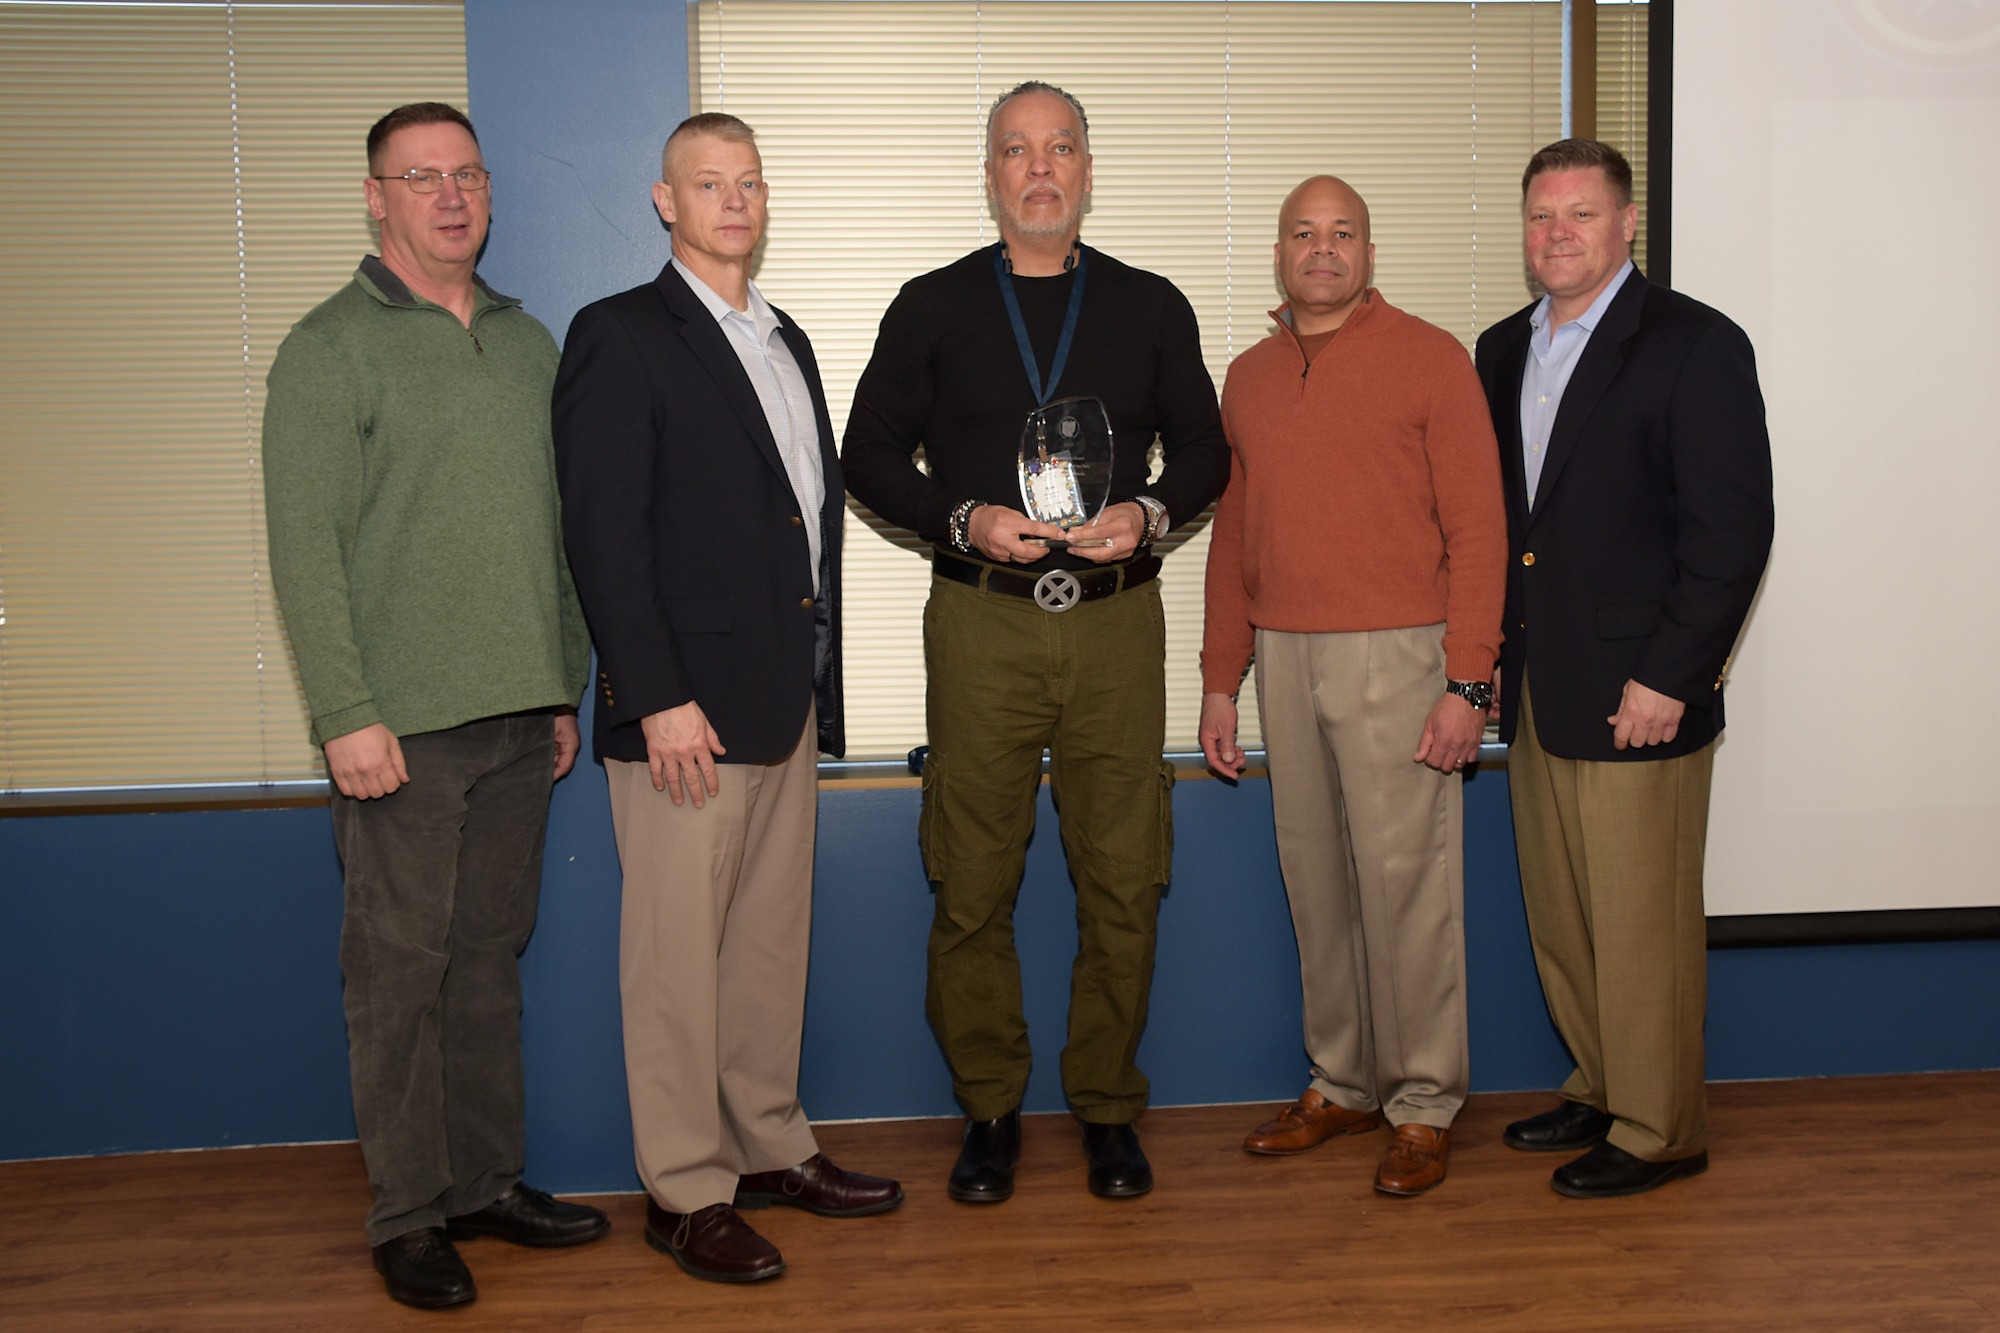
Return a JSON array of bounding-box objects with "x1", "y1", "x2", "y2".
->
[{"x1": 1519, "y1": 259, "x2": 1635, "y2": 509}]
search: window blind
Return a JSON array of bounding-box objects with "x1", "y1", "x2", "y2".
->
[
  {"x1": 696, "y1": 1, "x2": 1651, "y2": 758},
  {"x1": 0, "y1": 1, "x2": 468, "y2": 791}
]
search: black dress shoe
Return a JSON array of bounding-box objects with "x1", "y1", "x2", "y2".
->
[
  {"x1": 948, "y1": 1109, "x2": 1021, "y2": 1203},
  {"x1": 1082, "y1": 1121, "x2": 1153, "y2": 1199},
  {"x1": 372, "y1": 1227, "x2": 475, "y2": 1310},
  {"x1": 446, "y1": 1181, "x2": 611, "y2": 1247},
  {"x1": 1551, "y1": 1141, "x2": 1709, "y2": 1199},
  {"x1": 1503, "y1": 1100, "x2": 1615, "y2": 1153}
]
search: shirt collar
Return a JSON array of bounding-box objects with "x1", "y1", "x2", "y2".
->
[
  {"x1": 1529, "y1": 258, "x2": 1636, "y2": 337},
  {"x1": 672, "y1": 255, "x2": 780, "y2": 336}
]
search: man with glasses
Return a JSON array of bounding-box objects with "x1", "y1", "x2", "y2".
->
[{"x1": 263, "y1": 102, "x2": 607, "y2": 1311}]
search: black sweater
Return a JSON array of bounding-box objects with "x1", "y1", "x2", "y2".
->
[{"x1": 843, "y1": 244, "x2": 1229, "y2": 571}]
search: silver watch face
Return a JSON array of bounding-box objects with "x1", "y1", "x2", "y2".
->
[{"x1": 1449, "y1": 680, "x2": 1492, "y2": 709}]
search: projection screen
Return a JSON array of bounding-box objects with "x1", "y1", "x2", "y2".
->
[{"x1": 1673, "y1": 0, "x2": 2000, "y2": 915}]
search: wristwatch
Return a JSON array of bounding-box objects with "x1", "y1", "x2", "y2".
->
[{"x1": 1445, "y1": 679, "x2": 1494, "y2": 711}]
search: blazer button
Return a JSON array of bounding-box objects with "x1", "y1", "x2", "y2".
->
[
  {"x1": 1521, "y1": 551, "x2": 1536, "y2": 566},
  {"x1": 800, "y1": 597, "x2": 814, "y2": 609},
  {"x1": 791, "y1": 515, "x2": 804, "y2": 526}
]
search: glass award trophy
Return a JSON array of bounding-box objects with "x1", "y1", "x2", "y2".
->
[{"x1": 1017, "y1": 395, "x2": 1115, "y2": 549}]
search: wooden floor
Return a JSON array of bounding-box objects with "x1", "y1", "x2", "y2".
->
[{"x1": 3, "y1": 1073, "x2": 1997, "y2": 1332}]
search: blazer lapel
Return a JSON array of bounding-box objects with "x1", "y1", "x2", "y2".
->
[
  {"x1": 1491, "y1": 316, "x2": 1535, "y2": 534},
  {"x1": 1530, "y1": 270, "x2": 1649, "y2": 521},
  {"x1": 653, "y1": 264, "x2": 791, "y2": 487}
]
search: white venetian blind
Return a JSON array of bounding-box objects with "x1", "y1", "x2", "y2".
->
[
  {"x1": 691, "y1": 1, "x2": 1614, "y2": 759},
  {"x1": 0, "y1": 0, "x2": 467, "y2": 791}
]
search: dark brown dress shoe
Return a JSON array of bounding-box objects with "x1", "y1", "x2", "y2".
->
[
  {"x1": 371, "y1": 1227, "x2": 475, "y2": 1310},
  {"x1": 1242, "y1": 1088, "x2": 1385, "y2": 1155},
  {"x1": 446, "y1": 1181, "x2": 611, "y2": 1247},
  {"x1": 1551, "y1": 1142, "x2": 1708, "y2": 1199},
  {"x1": 1503, "y1": 1100, "x2": 1614, "y2": 1153},
  {"x1": 735, "y1": 1152, "x2": 905, "y2": 1217},
  {"x1": 1082, "y1": 1121, "x2": 1153, "y2": 1199},
  {"x1": 1373, "y1": 1123, "x2": 1450, "y2": 1196},
  {"x1": 948, "y1": 1110, "x2": 1022, "y2": 1204},
  {"x1": 644, "y1": 1201, "x2": 785, "y2": 1283}
]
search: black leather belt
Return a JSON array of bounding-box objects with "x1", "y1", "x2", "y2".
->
[{"x1": 932, "y1": 548, "x2": 1160, "y2": 613}]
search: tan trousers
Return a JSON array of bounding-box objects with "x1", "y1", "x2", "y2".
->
[
  {"x1": 1509, "y1": 678, "x2": 1714, "y2": 1161},
  {"x1": 605, "y1": 712, "x2": 821, "y2": 1213},
  {"x1": 1256, "y1": 625, "x2": 1469, "y2": 1129}
]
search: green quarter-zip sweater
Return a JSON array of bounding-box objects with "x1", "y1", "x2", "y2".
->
[{"x1": 262, "y1": 256, "x2": 590, "y2": 746}]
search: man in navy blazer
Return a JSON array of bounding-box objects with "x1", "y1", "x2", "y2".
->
[
  {"x1": 1474, "y1": 139, "x2": 1773, "y2": 1199},
  {"x1": 554, "y1": 113, "x2": 900, "y2": 1284}
]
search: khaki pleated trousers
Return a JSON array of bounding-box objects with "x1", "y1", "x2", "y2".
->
[{"x1": 1256, "y1": 624, "x2": 1469, "y2": 1130}]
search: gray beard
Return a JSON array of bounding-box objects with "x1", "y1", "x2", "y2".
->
[{"x1": 998, "y1": 199, "x2": 1081, "y2": 241}]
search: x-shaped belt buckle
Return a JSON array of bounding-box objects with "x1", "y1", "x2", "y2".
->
[{"x1": 1032, "y1": 569, "x2": 1082, "y2": 613}]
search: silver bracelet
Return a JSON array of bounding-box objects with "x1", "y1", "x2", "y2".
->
[{"x1": 947, "y1": 498, "x2": 983, "y2": 554}]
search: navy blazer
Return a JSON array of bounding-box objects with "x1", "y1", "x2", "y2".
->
[
  {"x1": 1474, "y1": 271, "x2": 1773, "y2": 763},
  {"x1": 554, "y1": 262, "x2": 844, "y2": 765}
]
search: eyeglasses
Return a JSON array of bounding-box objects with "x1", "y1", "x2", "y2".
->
[{"x1": 372, "y1": 167, "x2": 491, "y2": 194}]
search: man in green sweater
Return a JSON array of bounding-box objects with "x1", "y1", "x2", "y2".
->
[{"x1": 262, "y1": 102, "x2": 606, "y2": 1312}]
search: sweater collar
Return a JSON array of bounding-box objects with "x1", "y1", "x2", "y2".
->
[
  {"x1": 354, "y1": 254, "x2": 519, "y2": 314},
  {"x1": 1272, "y1": 286, "x2": 1383, "y2": 345}
]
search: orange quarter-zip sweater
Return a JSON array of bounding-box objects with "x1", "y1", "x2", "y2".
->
[{"x1": 1201, "y1": 290, "x2": 1507, "y2": 694}]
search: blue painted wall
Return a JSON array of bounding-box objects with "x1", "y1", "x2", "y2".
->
[
  {"x1": 10, "y1": 768, "x2": 2000, "y2": 1190},
  {"x1": 3, "y1": 0, "x2": 1997, "y2": 1195}
]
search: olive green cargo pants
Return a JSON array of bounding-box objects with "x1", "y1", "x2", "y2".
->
[{"x1": 919, "y1": 568, "x2": 1175, "y2": 1124}]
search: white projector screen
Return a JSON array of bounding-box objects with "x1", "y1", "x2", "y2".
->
[{"x1": 1675, "y1": 0, "x2": 2000, "y2": 915}]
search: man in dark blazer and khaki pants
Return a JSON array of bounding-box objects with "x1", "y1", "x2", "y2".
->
[
  {"x1": 1475, "y1": 139, "x2": 1773, "y2": 1199},
  {"x1": 554, "y1": 113, "x2": 900, "y2": 1284}
]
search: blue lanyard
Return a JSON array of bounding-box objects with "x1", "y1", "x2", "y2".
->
[{"x1": 993, "y1": 242, "x2": 1088, "y2": 408}]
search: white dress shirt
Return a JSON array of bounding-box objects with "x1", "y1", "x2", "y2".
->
[{"x1": 672, "y1": 256, "x2": 826, "y2": 593}]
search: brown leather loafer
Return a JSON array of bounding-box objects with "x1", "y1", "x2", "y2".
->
[
  {"x1": 1242, "y1": 1088, "x2": 1384, "y2": 1155},
  {"x1": 1373, "y1": 1123, "x2": 1450, "y2": 1196},
  {"x1": 734, "y1": 1152, "x2": 904, "y2": 1217},
  {"x1": 643, "y1": 1201, "x2": 784, "y2": 1283}
]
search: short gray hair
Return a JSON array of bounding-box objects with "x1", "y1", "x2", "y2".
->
[{"x1": 985, "y1": 81, "x2": 1089, "y2": 155}]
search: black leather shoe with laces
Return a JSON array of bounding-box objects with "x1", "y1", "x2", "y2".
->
[
  {"x1": 372, "y1": 1227, "x2": 475, "y2": 1310},
  {"x1": 446, "y1": 1181, "x2": 611, "y2": 1248}
]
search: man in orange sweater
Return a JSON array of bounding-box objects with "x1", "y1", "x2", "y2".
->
[{"x1": 1200, "y1": 176, "x2": 1506, "y2": 1196}]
